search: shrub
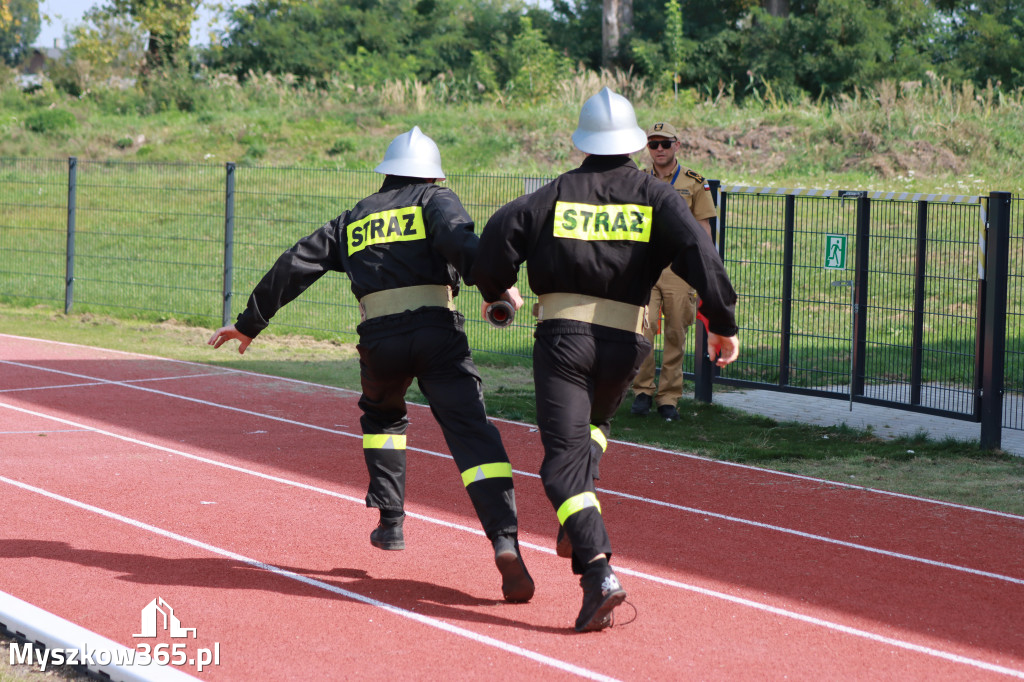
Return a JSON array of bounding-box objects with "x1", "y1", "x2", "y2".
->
[
  {"x1": 139, "y1": 67, "x2": 211, "y2": 114},
  {"x1": 327, "y1": 138, "x2": 356, "y2": 156},
  {"x1": 23, "y1": 109, "x2": 78, "y2": 134}
]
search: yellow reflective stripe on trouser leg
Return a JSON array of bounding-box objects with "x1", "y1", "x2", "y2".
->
[
  {"x1": 590, "y1": 425, "x2": 607, "y2": 452},
  {"x1": 363, "y1": 434, "x2": 407, "y2": 449},
  {"x1": 556, "y1": 492, "x2": 602, "y2": 525},
  {"x1": 460, "y1": 462, "x2": 513, "y2": 487}
]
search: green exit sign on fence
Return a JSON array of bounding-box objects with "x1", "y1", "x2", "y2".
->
[{"x1": 824, "y1": 234, "x2": 848, "y2": 270}]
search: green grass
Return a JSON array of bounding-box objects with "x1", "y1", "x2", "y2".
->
[
  {"x1": 2, "y1": 304, "x2": 1022, "y2": 518},
  {"x1": 2, "y1": 72, "x2": 1023, "y2": 193}
]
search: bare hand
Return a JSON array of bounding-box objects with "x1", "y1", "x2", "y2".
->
[
  {"x1": 208, "y1": 325, "x2": 253, "y2": 355},
  {"x1": 707, "y1": 333, "x2": 739, "y2": 367},
  {"x1": 502, "y1": 286, "x2": 524, "y2": 310},
  {"x1": 480, "y1": 287, "x2": 525, "y2": 318}
]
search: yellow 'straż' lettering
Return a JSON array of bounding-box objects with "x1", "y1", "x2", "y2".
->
[
  {"x1": 554, "y1": 202, "x2": 652, "y2": 242},
  {"x1": 348, "y1": 207, "x2": 426, "y2": 255}
]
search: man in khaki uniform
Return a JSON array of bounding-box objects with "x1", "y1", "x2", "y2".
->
[{"x1": 630, "y1": 121, "x2": 717, "y2": 421}]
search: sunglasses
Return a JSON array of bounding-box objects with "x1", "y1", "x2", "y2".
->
[{"x1": 647, "y1": 139, "x2": 675, "y2": 150}]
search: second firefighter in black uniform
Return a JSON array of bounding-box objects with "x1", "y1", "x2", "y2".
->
[
  {"x1": 209, "y1": 126, "x2": 534, "y2": 603},
  {"x1": 472, "y1": 89, "x2": 740, "y2": 630}
]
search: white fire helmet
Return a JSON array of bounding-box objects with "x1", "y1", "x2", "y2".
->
[
  {"x1": 571, "y1": 87, "x2": 647, "y2": 156},
  {"x1": 374, "y1": 126, "x2": 446, "y2": 179}
]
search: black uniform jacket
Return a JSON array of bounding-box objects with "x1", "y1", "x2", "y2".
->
[
  {"x1": 472, "y1": 155, "x2": 739, "y2": 337},
  {"x1": 235, "y1": 176, "x2": 479, "y2": 338}
]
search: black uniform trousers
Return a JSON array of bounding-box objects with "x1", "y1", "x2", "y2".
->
[
  {"x1": 356, "y1": 308, "x2": 518, "y2": 541},
  {"x1": 533, "y1": 320, "x2": 651, "y2": 574}
]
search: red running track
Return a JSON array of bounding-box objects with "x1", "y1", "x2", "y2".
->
[{"x1": 1, "y1": 332, "x2": 1023, "y2": 681}]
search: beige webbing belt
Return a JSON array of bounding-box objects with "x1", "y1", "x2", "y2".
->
[
  {"x1": 359, "y1": 285, "x2": 454, "y2": 321},
  {"x1": 532, "y1": 293, "x2": 648, "y2": 334}
]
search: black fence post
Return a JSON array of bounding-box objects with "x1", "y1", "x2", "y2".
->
[
  {"x1": 910, "y1": 200, "x2": 927, "y2": 405},
  {"x1": 852, "y1": 193, "x2": 870, "y2": 397},
  {"x1": 222, "y1": 162, "x2": 236, "y2": 327},
  {"x1": 693, "y1": 182, "x2": 722, "y2": 403},
  {"x1": 780, "y1": 194, "x2": 795, "y2": 386},
  {"x1": 980, "y1": 191, "x2": 1012, "y2": 450},
  {"x1": 716, "y1": 189, "x2": 727, "y2": 260},
  {"x1": 973, "y1": 266, "x2": 986, "y2": 423},
  {"x1": 64, "y1": 156, "x2": 77, "y2": 314}
]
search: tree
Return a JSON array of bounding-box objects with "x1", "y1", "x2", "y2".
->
[
  {"x1": 602, "y1": 0, "x2": 633, "y2": 66},
  {"x1": 789, "y1": 0, "x2": 892, "y2": 95},
  {"x1": 931, "y1": 0, "x2": 1024, "y2": 88},
  {"x1": 104, "y1": 0, "x2": 200, "y2": 71},
  {"x1": 663, "y1": 0, "x2": 683, "y2": 85},
  {"x1": 67, "y1": 5, "x2": 146, "y2": 75},
  {"x1": 0, "y1": 0, "x2": 40, "y2": 66},
  {"x1": 504, "y1": 15, "x2": 571, "y2": 99},
  {"x1": 209, "y1": 0, "x2": 525, "y2": 86},
  {"x1": 547, "y1": 0, "x2": 603, "y2": 68}
]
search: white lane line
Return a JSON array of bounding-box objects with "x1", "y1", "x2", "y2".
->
[
  {"x1": 0, "y1": 360, "x2": 361, "y2": 440},
  {"x1": 617, "y1": 439, "x2": 1024, "y2": 522},
  {"x1": 2, "y1": 391, "x2": 1022, "y2": 588},
  {"x1": 0, "y1": 475, "x2": 620, "y2": 682},
  {"x1": 613, "y1": 564, "x2": 1024, "y2": 680},
  {"x1": 3, "y1": 473, "x2": 1022, "y2": 681},
  {"x1": 598, "y1": 488, "x2": 1024, "y2": 586},
  {"x1": 1, "y1": 381, "x2": 111, "y2": 393},
  {"x1": 0, "y1": 429, "x2": 92, "y2": 435},
  {"x1": 3, "y1": 334, "x2": 1022, "y2": 522},
  {"x1": 0, "y1": 373, "x2": 231, "y2": 394},
  {"x1": 2, "y1": 399, "x2": 1024, "y2": 589}
]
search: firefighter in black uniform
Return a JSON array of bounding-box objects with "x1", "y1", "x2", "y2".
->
[
  {"x1": 208, "y1": 126, "x2": 534, "y2": 603},
  {"x1": 471, "y1": 89, "x2": 740, "y2": 631}
]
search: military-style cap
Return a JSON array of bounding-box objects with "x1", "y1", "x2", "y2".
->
[{"x1": 645, "y1": 122, "x2": 679, "y2": 140}]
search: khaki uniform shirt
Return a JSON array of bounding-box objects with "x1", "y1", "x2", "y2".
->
[
  {"x1": 648, "y1": 163, "x2": 717, "y2": 223},
  {"x1": 645, "y1": 160, "x2": 716, "y2": 336}
]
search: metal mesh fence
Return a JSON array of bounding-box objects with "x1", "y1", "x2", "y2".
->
[
  {"x1": 716, "y1": 192, "x2": 861, "y2": 390},
  {"x1": 1006, "y1": 196, "x2": 1024, "y2": 429},
  {"x1": 231, "y1": 165, "x2": 374, "y2": 343},
  {"x1": 862, "y1": 198, "x2": 979, "y2": 415},
  {"x1": 717, "y1": 187, "x2": 984, "y2": 419},
  {"x1": 70, "y1": 160, "x2": 225, "y2": 323},
  {"x1": 0, "y1": 158, "x2": 1017, "y2": 431},
  {"x1": 0, "y1": 158, "x2": 67, "y2": 306}
]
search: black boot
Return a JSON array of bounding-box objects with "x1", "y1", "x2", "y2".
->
[
  {"x1": 493, "y1": 534, "x2": 535, "y2": 603},
  {"x1": 574, "y1": 558, "x2": 626, "y2": 632},
  {"x1": 370, "y1": 512, "x2": 405, "y2": 550}
]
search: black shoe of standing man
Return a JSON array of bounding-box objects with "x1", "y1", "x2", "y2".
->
[
  {"x1": 630, "y1": 393, "x2": 652, "y2": 416},
  {"x1": 657, "y1": 404, "x2": 680, "y2": 422}
]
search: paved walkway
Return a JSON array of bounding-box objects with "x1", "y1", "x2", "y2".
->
[{"x1": 711, "y1": 388, "x2": 1024, "y2": 457}]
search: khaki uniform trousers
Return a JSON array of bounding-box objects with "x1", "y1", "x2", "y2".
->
[{"x1": 632, "y1": 267, "x2": 696, "y2": 407}]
